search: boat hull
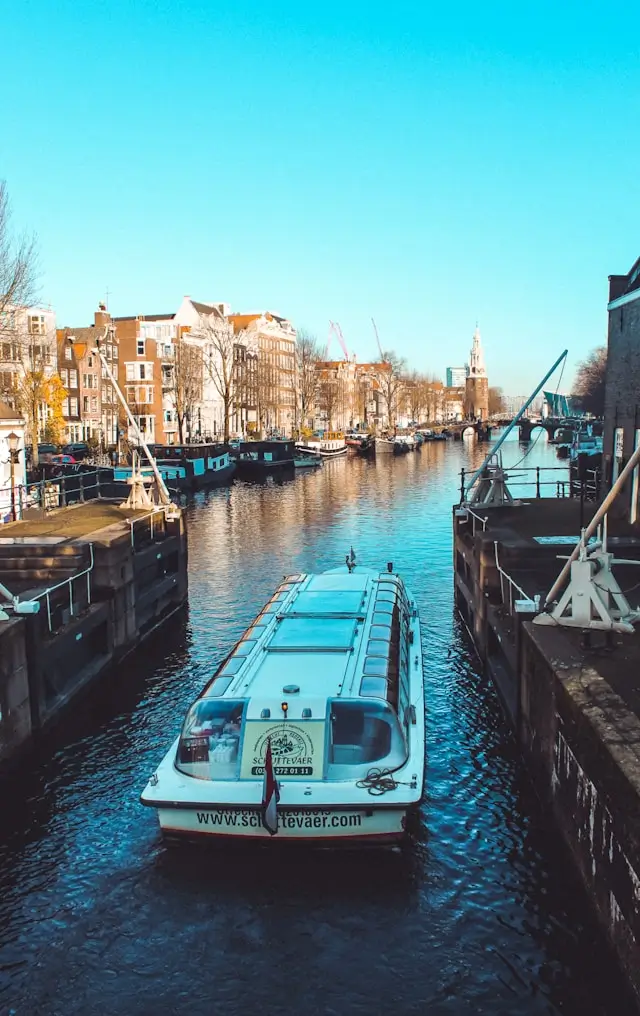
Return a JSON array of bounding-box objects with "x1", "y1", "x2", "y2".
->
[
  {"x1": 295, "y1": 443, "x2": 347, "y2": 458},
  {"x1": 155, "y1": 804, "x2": 410, "y2": 844}
]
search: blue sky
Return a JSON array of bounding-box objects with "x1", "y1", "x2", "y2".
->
[{"x1": 3, "y1": 0, "x2": 639, "y2": 392}]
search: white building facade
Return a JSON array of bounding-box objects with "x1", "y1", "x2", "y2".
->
[
  {"x1": 0, "y1": 305, "x2": 58, "y2": 444},
  {"x1": 0, "y1": 402, "x2": 27, "y2": 523}
]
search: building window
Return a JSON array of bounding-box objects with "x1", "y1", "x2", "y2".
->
[
  {"x1": 83, "y1": 396, "x2": 89, "y2": 413},
  {"x1": 70, "y1": 397, "x2": 78, "y2": 416},
  {"x1": 65, "y1": 345, "x2": 72, "y2": 360},
  {"x1": 91, "y1": 396, "x2": 98, "y2": 413},
  {"x1": 126, "y1": 363, "x2": 135, "y2": 381},
  {"x1": 28, "y1": 315, "x2": 45, "y2": 335},
  {"x1": 60, "y1": 369, "x2": 68, "y2": 386},
  {"x1": 69, "y1": 369, "x2": 78, "y2": 387},
  {"x1": 137, "y1": 339, "x2": 145, "y2": 356}
]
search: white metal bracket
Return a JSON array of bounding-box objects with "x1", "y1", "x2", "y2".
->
[
  {"x1": 535, "y1": 526, "x2": 640, "y2": 633},
  {"x1": 120, "y1": 451, "x2": 154, "y2": 511},
  {"x1": 466, "y1": 453, "x2": 521, "y2": 509}
]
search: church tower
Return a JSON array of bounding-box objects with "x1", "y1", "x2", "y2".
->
[{"x1": 465, "y1": 325, "x2": 489, "y2": 421}]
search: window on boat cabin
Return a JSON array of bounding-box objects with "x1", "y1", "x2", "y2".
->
[
  {"x1": 176, "y1": 699, "x2": 246, "y2": 780},
  {"x1": 327, "y1": 700, "x2": 407, "y2": 777}
]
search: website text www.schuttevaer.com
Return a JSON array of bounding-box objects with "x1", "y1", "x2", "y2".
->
[{"x1": 196, "y1": 810, "x2": 363, "y2": 829}]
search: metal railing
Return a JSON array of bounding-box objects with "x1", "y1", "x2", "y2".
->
[
  {"x1": 12, "y1": 544, "x2": 96, "y2": 633},
  {"x1": 0, "y1": 469, "x2": 180, "y2": 522},
  {"x1": 458, "y1": 505, "x2": 488, "y2": 536},
  {"x1": 128, "y1": 508, "x2": 172, "y2": 548},
  {"x1": 459, "y1": 463, "x2": 583, "y2": 503},
  {"x1": 493, "y1": 541, "x2": 534, "y2": 616}
]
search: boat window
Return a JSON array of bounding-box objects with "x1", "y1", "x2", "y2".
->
[
  {"x1": 359, "y1": 677, "x2": 388, "y2": 699},
  {"x1": 363, "y1": 657, "x2": 389, "y2": 677},
  {"x1": 327, "y1": 699, "x2": 407, "y2": 777},
  {"x1": 219, "y1": 657, "x2": 245, "y2": 676},
  {"x1": 234, "y1": 639, "x2": 257, "y2": 657},
  {"x1": 204, "y1": 675, "x2": 234, "y2": 698},
  {"x1": 375, "y1": 591, "x2": 396, "y2": 604},
  {"x1": 372, "y1": 612, "x2": 392, "y2": 626},
  {"x1": 370, "y1": 625, "x2": 391, "y2": 641},
  {"x1": 270, "y1": 616, "x2": 357, "y2": 650},
  {"x1": 366, "y1": 639, "x2": 389, "y2": 657},
  {"x1": 175, "y1": 699, "x2": 246, "y2": 781},
  {"x1": 372, "y1": 606, "x2": 393, "y2": 621}
]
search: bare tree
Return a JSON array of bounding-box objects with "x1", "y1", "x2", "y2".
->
[
  {"x1": 256, "y1": 354, "x2": 279, "y2": 436},
  {"x1": 375, "y1": 349, "x2": 406, "y2": 429},
  {"x1": 295, "y1": 328, "x2": 321, "y2": 432},
  {"x1": 200, "y1": 318, "x2": 256, "y2": 442},
  {"x1": 316, "y1": 368, "x2": 343, "y2": 431},
  {"x1": 166, "y1": 333, "x2": 203, "y2": 444},
  {"x1": 0, "y1": 181, "x2": 39, "y2": 330},
  {"x1": 488, "y1": 386, "x2": 506, "y2": 416},
  {"x1": 573, "y1": 347, "x2": 607, "y2": 417}
]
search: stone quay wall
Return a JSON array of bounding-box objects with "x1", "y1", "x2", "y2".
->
[
  {"x1": 0, "y1": 508, "x2": 188, "y2": 764},
  {"x1": 453, "y1": 507, "x2": 640, "y2": 1004}
]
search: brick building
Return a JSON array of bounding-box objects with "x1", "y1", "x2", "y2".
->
[
  {"x1": 57, "y1": 306, "x2": 119, "y2": 446},
  {"x1": 111, "y1": 312, "x2": 177, "y2": 445},
  {"x1": 604, "y1": 256, "x2": 640, "y2": 522}
]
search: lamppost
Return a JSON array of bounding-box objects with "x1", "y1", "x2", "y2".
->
[{"x1": 7, "y1": 431, "x2": 20, "y2": 522}]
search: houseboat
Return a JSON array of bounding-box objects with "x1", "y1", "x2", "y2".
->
[
  {"x1": 233, "y1": 440, "x2": 296, "y2": 477},
  {"x1": 141, "y1": 558, "x2": 425, "y2": 845},
  {"x1": 113, "y1": 443, "x2": 235, "y2": 492},
  {"x1": 295, "y1": 432, "x2": 347, "y2": 458},
  {"x1": 345, "y1": 431, "x2": 374, "y2": 455}
]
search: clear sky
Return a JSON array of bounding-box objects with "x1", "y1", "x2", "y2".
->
[{"x1": 3, "y1": 0, "x2": 639, "y2": 393}]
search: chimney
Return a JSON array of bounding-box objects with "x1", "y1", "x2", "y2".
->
[{"x1": 95, "y1": 303, "x2": 111, "y2": 328}]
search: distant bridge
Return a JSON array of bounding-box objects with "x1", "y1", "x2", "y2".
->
[{"x1": 488, "y1": 416, "x2": 602, "y2": 442}]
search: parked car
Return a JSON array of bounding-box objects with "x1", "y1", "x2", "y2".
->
[
  {"x1": 50, "y1": 454, "x2": 77, "y2": 464},
  {"x1": 37, "y1": 443, "x2": 59, "y2": 455},
  {"x1": 62, "y1": 443, "x2": 91, "y2": 460}
]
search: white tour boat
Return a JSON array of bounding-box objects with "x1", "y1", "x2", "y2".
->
[
  {"x1": 295, "y1": 431, "x2": 347, "y2": 458},
  {"x1": 141, "y1": 555, "x2": 425, "y2": 845}
]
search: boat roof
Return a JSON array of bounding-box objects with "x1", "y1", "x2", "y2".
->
[{"x1": 199, "y1": 568, "x2": 415, "y2": 708}]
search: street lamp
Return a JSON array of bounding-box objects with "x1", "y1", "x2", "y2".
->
[{"x1": 7, "y1": 431, "x2": 20, "y2": 522}]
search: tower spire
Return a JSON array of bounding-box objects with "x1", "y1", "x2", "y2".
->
[{"x1": 469, "y1": 324, "x2": 486, "y2": 377}]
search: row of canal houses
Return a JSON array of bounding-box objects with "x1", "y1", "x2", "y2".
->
[{"x1": 0, "y1": 298, "x2": 301, "y2": 451}]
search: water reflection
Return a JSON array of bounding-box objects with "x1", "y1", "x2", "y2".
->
[{"x1": 0, "y1": 433, "x2": 633, "y2": 1016}]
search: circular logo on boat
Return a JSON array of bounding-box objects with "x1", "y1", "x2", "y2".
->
[{"x1": 251, "y1": 724, "x2": 315, "y2": 776}]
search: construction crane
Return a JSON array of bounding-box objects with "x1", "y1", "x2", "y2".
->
[
  {"x1": 371, "y1": 317, "x2": 385, "y2": 360},
  {"x1": 324, "y1": 320, "x2": 350, "y2": 361}
]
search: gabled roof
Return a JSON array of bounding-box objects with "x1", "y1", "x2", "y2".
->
[
  {"x1": 191, "y1": 300, "x2": 224, "y2": 318},
  {"x1": 111, "y1": 313, "x2": 174, "y2": 322}
]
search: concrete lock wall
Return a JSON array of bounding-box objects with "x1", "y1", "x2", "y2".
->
[
  {"x1": 0, "y1": 619, "x2": 31, "y2": 763},
  {"x1": 0, "y1": 511, "x2": 188, "y2": 764},
  {"x1": 520, "y1": 625, "x2": 640, "y2": 995},
  {"x1": 453, "y1": 510, "x2": 640, "y2": 1002}
]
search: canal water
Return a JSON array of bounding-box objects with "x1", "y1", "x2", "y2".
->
[{"x1": 0, "y1": 433, "x2": 634, "y2": 1016}]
